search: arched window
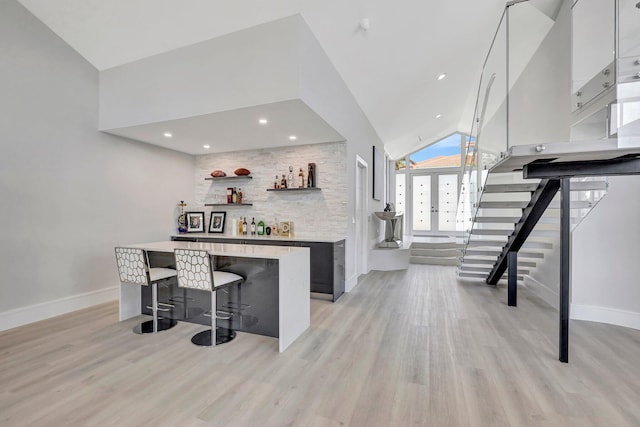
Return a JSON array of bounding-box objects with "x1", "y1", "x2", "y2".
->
[{"x1": 408, "y1": 133, "x2": 463, "y2": 169}]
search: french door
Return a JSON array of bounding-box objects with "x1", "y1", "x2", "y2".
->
[{"x1": 410, "y1": 171, "x2": 458, "y2": 235}]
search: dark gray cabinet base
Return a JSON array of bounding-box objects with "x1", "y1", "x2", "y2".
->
[
  {"x1": 144, "y1": 252, "x2": 280, "y2": 337},
  {"x1": 172, "y1": 236, "x2": 345, "y2": 302}
]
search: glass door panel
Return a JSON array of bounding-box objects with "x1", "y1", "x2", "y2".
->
[
  {"x1": 412, "y1": 175, "x2": 432, "y2": 232},
  {"x1": 395, "y1": 173, "x2": 406, "y2": 215},
  {"x1": 438, "y1": 174, "x2": 458, "y2": 232}
]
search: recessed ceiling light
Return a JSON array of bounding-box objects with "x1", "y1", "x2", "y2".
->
[
  {"x1": 163, "y1": 132, "x2": 173, "y2": 138},
  {"x1": 203, "y1": 144, "x2": 210, "y2": 149},
  {"x1": 289, "y1": 135, "x2": 297, "y2": 141},
  {"x1": 437, "y1": 73, "x2": 447, "y2": 81},
  {"x1": 258, "y1": 118, "x2": 268, "y2": 125},
  {"x1": 436, "y1": 114, "x2": 442, "y2": 118}
]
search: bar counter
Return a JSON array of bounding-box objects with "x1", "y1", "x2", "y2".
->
[
  {"x1": 171, "y1": 234, "x2": 345, "y2": 301},
  {"x1": 119, "y1": 240, "x2": 310, "y2": 352}
]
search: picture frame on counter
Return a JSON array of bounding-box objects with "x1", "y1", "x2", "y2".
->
[
  {"x1": 186, "y1": 211, "x2": 205, "y2": 233},
  {"x1": 208, "y1": 211, "x2": 226, "y2": 233}
]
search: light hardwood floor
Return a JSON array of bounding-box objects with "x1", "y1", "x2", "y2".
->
[{"x1": 1, "y1": 265, "x2": 639, "y2": 426}]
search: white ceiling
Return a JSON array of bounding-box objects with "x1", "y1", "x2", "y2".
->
[
  {"x1": 104, "y1": 100, "x2": 345, "y2": 155},
  {"x1": 18, "y1": 0, "x2": 512, "y2": 158}
]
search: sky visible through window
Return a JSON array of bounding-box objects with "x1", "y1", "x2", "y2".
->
[{"x1": 410, "y1": 133, "x2": 462, "y2": 163}]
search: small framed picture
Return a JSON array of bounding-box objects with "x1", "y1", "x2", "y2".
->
[
  {"x1": 186, "y1": 212, "x2": 205, "y2": 233},
  {"x1": 208, "y1": 211, "x2": 226, "y2": 233}
]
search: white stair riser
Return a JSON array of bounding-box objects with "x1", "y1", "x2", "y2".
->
[
  {"x1": 411, "y1": 248, "x2": 461, "y2": 257},
  {"x1": 410, "y1": 242, "x2": 463, "y2": 250},
  {"x1": 410, "y1": 256, "x2": 459, "y2": 266}
]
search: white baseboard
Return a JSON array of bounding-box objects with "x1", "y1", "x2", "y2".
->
[
  {"x1": 571, "y1": 304, "x2": 640, "y2": 331},
  {"x1": 369, "y1": 246, "x2": 410, "y2": 271},
  {"x1": 0, "y1": 286, "x2": 119, "y2": 332},
  {"x1": 346, "y1": 274, "x2": 359, "y2": 292},
  {"x1": 523, "y1": 276, "x2": 640, "y2": 331},
  {"x1": 523, "y1": 275, "x2": 558, "y2": 310}
]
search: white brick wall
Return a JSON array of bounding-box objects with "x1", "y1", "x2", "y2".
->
[{"x1": 194, "y1": 141, "x2": 348, "y2": 240}]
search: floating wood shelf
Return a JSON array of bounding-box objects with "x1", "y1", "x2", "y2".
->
[
  {"x1": 266, "y1": 188, "x2": 322, "y2": 192},
  {"x1": 204, "y1": 203, "x2": 253, "y2": 207},
  {"x1": 205, "y1": 176, "x2": 253, "y2": 181}
]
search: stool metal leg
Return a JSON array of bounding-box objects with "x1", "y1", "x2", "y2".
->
[
  {"x1": 134, "y1": 282, "x2": 177, "y2": 334},
  {"x1": 211, "y1": 289, "x2": 217, "y2": 345},
  {"x1": 191, "y1": 288, "x2": 236, "y2": 346}
]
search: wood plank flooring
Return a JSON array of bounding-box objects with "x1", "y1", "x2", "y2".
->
[{"x1": 1, "y1": 265, "x2": 639, "y2": 426}]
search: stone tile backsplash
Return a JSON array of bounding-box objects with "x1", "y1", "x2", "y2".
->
[{"x1": 194, "y1": 141, "x2": 348, "y2": 240}]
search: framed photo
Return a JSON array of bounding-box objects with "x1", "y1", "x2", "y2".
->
[
  {"x1": 186, "y1": 212, "x2": 205, "y2": 233},
  {"x1": 208, "y1": 211, "x2": 226, "y2": 233},
  {"x1": 372, "y1": 145, "x2": 383, "y2": 201}
]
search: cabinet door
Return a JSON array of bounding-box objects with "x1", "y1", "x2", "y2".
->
[
  {"x1": 304, "y1": 242, "x2": 333, "y2": 294},
  {"x1": 332, "y1": 241, "x2": 345, "y2": 300}
]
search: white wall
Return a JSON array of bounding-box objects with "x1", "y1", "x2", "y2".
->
[
  {"x1": 480, "y1": 0, "x2": 572, "y2": 152},
  {"x1": 0, "y1": 0, "x2": 195, "y2": 330},
  {"x1": 99, "y1": 16, "x2": 301, "y2": 130},
  {"x1": 508, "y1": 0, "x2": 572, "y2": 147},
  {"x1": 298, "y1": 18, "x2": 385, "y2": 288},
  {"x1": 194, "y1": 141, "x2": 347, "y2": 240},
  {"x1": 571, "y1": 176, "x2": 640, "y2": 329}
]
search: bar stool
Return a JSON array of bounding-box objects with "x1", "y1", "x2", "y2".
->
[
  {"x1": 114, "y1": 247, "x2": 178, "y2": 334},
  {"x1": 174, "y1": 248, "x2": 244, "y2": 347}
]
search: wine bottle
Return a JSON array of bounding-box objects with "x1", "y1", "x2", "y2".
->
[
  {"x1": 251, "y1": 217, "x2": 256, "y2": 235},
  {"x1": 287, "y1": 166, "x2": 294, "y2": 188},
  {"x1": 232, "y1": 187, "x2": 238, "y2": 204},
  {"x1": 257, "y1": 220, "x2": 265, "y2": 235},
  {"x1": 307, "y1": 163, "x2": 315, "y2": 188},
  {"x1": 243, "y1": 217, "x2": 248, "y2": 235}
]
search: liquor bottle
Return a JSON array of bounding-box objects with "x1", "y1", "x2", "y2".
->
[
  {"x1": 242, "y1": 217, "x2": 248, "y2": 235},
  {"x1": 287, "y1": 166, "x2": 294, "y2": 188},
  {"x1": 232, "y1": 187, "x2": 238, "y2": 203},
  {"x1": 274, "y1": 175, "x2": 279, "y2": 189},
  {"x1": 226, "y1": 188, "x2": 233, "y2": 203},
  {"x1": 251, "y1": 217, "x2": 256, "y2": 235},
  {"x1": 273, "y1": 218, "x2": 278, "y2": 235},
  {"x1": 307, "y1": 163, "x2": 315, "y2": 188},
  {"x1": 177, "y1": 200, "x2": 187, "y2": 233},
  {"x1": 257, "y1": 220, "x2": 265, "y2": 235},
  {"x1": 299, "y1": 168, "x2": 304, "y2": 188},
  {"x1": 237, "y1": 188, "x2": 243, "y2": 204},
  {"x1": 281, "y1": 174, "x2": 287, "y2": 189},
  {"x1": 238, "y1": 217, "x2": 244, "y2": 235}
]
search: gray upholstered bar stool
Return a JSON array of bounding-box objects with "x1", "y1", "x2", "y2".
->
[
  {"x1": 174, "y1": 248, "x2": 244, "y2": 347},
  {"x1": 115, "y1": 247, "x2": 178, "y2": 334}
]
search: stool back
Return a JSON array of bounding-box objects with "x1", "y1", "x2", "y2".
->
[
  {"x1": 115, "y1": 247, "x2": 150, "y2": 286},
  {"x1": 174, "y1": 248, "x2": 214, "y2": 291}
]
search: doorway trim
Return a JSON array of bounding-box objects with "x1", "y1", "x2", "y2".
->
[
  {"x1": 406, "y1": 166, "x2": 461, "y2": 237},
  {"x1": 353, "y1": 155, "x2": 369, "y2": 286}
]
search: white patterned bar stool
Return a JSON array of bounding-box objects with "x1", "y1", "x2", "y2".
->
[
  {"x1": 174, "y1": 248, "x2": 244, "y2": 347},
  {"x1": 115, "y1": 247, "x2": 178, "y2": 334}
]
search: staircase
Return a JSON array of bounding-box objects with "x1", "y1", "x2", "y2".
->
[
  {"x1": 458, "y1": 171, "x2": 607, "y2": 282},
  {"x1": 410, "y1": 240, "x2": 462, "y2": 266}
]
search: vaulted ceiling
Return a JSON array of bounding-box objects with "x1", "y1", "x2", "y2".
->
[{"x1": 18, "y1": 0, "x2": 510, "y2": 158}]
